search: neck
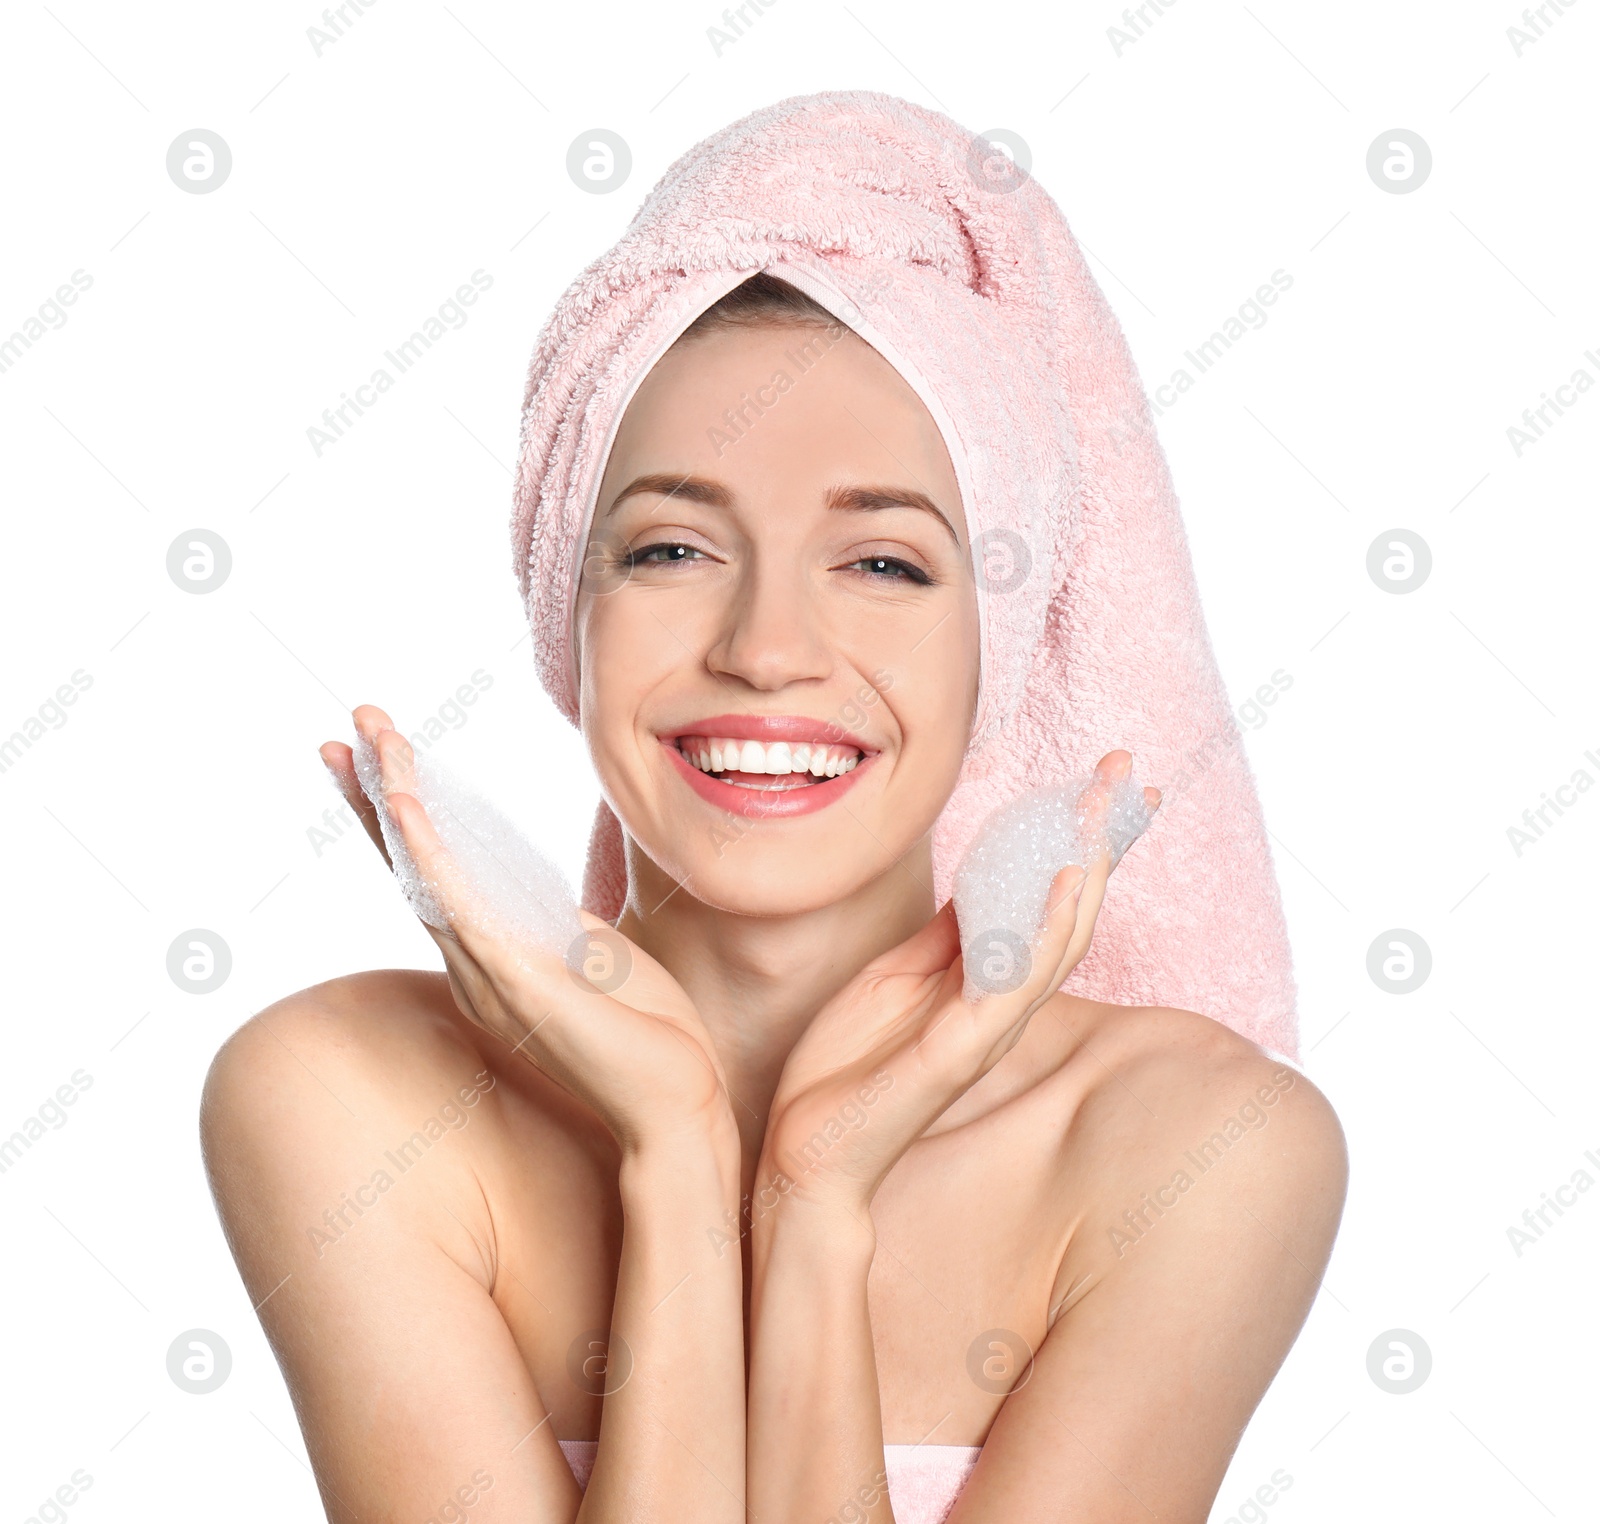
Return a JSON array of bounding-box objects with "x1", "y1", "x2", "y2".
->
[{"x1": 614, "y1": 836, "x2": 936, "y2": 1163}]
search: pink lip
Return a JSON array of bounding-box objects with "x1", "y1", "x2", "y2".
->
[{"x1": 659, "y1": 733, "x2": 877, "y2": 820}]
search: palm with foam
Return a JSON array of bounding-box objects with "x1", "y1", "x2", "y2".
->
[
  {"x1": 321, "y1": 705, "x2": 733, "y2": 1153},
  {"x1": 757, "y1": 750, "x2": 1160, "y2": 1220}
]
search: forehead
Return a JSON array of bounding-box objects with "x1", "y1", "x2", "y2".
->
[{"x1": 597, "y1": 321, "x2": 968, "y2": 546}]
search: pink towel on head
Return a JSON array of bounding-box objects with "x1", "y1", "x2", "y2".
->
[{"x1": 511, "y1": 89, "x2": 1299, "y2": 1059}]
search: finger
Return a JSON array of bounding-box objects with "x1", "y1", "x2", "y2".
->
[
  {"x1": 373, "y1": 725, "x2": 420, "y2": 804},
  {"x1": 387, "y1": 785, "x2": 572, "y2": 1017},
  {"x1": 382, "y1": 785, "x2": 486, "y2": 952},
  {"x1": 353, "y1": 703, "x2": 397, "y2": 745},
  {"x1": 1077, "y1": 753, "x2": 1124, "y2": 824},
  {"x1": 1095, "y1": 748, "x2": 1132, "y2": 781},
  {"x1": 1013, "y1": 745, "x2": 1148, "y2": 1008},
  {"x1": 885, "y1": 898, "x2": 963, "y2": 977},
  {"x1": 950, "y1": 868, "x2": 1081, "y2": 1034},
  {"x1": 993, "y1": 855, "x2": 1099, "y2": 1017},
  {"x1": 319, "y1": 740, "x2": 391, "y2": 865},
  {"x1": 420, "y1": 921, "x2": 525, "y2": 1043},
  {"x1": 1043, "y1": 863, "x2": 1087, "y2": 916},
  {"x1": 1039, "y1": 850, "x2": 1113, "y2": 998}
]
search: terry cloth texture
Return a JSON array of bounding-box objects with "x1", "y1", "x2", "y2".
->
[{"x1": 510, "y1": 90, "x2": 1298, "y2": 1058}]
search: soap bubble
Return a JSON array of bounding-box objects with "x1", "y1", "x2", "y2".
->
[
  {"x1": 351, "y1": 728, "x2": 585, "y2": 962},
  {"x1": 953, "y1": 772, "x2": 1155, "y2": 1003}
]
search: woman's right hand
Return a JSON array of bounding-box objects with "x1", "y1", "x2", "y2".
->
[{"x1": 320, "y1": 704, "x2": 734, "y2": 1155}]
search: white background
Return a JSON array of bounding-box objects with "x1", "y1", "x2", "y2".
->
[{"x1": 1, "y1": 1, "x2": 1595, "y2": 1519}]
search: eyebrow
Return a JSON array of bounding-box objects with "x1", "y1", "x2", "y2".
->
[{"x1": 606, "y1": 473, "x2": 960, "y2": 544}]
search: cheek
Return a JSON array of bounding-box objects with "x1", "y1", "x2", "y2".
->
[
  {"x1": 883, "y1": 618, "x2": 980, "y2": 778},
  {"x1": 576, "y1": 597, "x2": 663, "y2": 763}
]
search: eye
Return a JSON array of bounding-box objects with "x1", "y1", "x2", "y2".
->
[
  {"x1": 846, "y1": 555, "x2": 933, "y2": 586},
  {"x1": 625, "y1": 542, "x2": 706, "y2": 567}
]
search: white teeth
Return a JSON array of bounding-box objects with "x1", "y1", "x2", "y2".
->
[{"x1": 676, "y1": 735, "x2": 865, "y2": 780}]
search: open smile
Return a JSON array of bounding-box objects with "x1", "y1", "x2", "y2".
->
[{"x1": 658, "y1": 714, "x2": 878, "y2": 819}]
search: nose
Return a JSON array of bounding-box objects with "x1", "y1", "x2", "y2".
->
[{"x1": 703, "y1": 556, "x2": 834, "y2": 694}]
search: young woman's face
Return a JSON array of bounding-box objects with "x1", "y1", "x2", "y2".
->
[{"x1": 575, "y1": 317, "x2": 980, "y2": 916}]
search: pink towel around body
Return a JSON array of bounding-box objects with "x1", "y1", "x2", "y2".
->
[
  {"x1": 558, "y1": 1440, "x2": 980, "y2": 1524},
  {"x1": 511, "y1": 90, "x2": 1299, "y2": 1059}
]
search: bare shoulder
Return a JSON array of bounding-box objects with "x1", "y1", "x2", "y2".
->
[
  {"x1": 203, "y1": 966, "x2": 482, "y2": 1099},
  {"x1": 1059, "y1": 998, "x2": 1345, "y2": 1169},
  {"x1": 1049, "y1": 998, "x2": 1348, "y2": 1285},
  {"x1": 200, "y1": 968, "x2": 505, "y2": 1289},
  {"x1": 199, "y1": 971, "x2": 590, "y2": 1513},
  {"x1": 965, "y1": 1018, "x2": 1348, "y2": 1517}
]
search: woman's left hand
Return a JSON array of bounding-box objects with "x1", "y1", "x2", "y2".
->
[{"x1": 755, "y1": 750, "x2": 1159, "y2": 1226}]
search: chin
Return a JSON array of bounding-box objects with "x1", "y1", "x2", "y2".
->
[{"x1": 622, "y1": 802, "x2": 926, "y2": 919}]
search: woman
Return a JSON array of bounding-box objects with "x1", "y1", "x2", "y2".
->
[{"x1": 202, "y1": 92, "x2": 1346, "y2": 1523}]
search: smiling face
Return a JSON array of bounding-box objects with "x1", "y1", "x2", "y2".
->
[{"x1": 574, "y1": 311, "x2": 980, "y2": 918}]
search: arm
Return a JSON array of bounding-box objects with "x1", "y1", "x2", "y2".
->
[
  {"x1": 744, "y1": 754, "x2": 1156, "y2": 1521},
  {"x1": 945, "y1": 1047, "x2": 1348, "y2": 1522},
  {"x1": 205, "y1": 706, "x2": 752, "y2": 1520},
  {"x1": 584, "y1": 1122, "x2": 747, "y2": 1523},
  {"x1": 200, "y1": 992, "x2": 585, "y2": 1522},
  {"x1": 744, "y1": 1044, "x2": 1345, "y2": 1524},
  {"x1": 746, "y1": 1185, "x2": 887, "y2": 1523},
  {"x1": 201, "y1": 987, "x2": 749, "y2": 1524}
]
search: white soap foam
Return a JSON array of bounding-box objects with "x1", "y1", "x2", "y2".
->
[
  {"x1": 349, "y1": 729, "x2": 585, "y2": 959},
  {"x1": 952, "y1": 774, "x2": 1155, "y2": 1002}
]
